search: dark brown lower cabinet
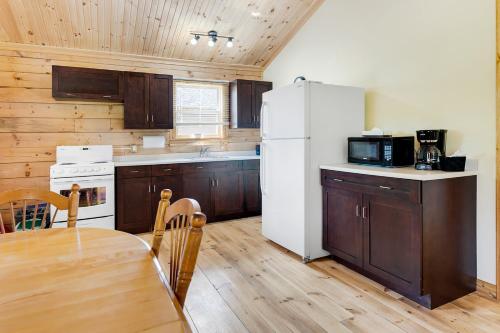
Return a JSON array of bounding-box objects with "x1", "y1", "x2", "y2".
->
[
  {"x1": 116, "y1": 160, "x2": 261, "y2": 234},
  {"x1": 321, "y1": 169, "x2": 477, "y2": 309},
  {"x1": 323, "y1": 188, "x2": 363, "y2": 267},
  {"x1": 243, "y1": 170, "x2": 261, "y2": 214},
  {"x1": 182, "y1": 172, "x2": 213, "y2": 220},
  {"x1": 213, "y1": 172, "x2": 244, "y2": 218},
  {"x1": 116, "y1": 177, "x2": 152, "y2": 234},
  {"x1": 363, "y1": 193, "x2": 422, "y2": 296}
]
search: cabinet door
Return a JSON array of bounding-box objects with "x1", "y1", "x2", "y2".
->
[
  {"x1": 124, "y1": 72, "x2": 149, "y2": 129},
  {"x1": 323, "y1": 187, "x2": 363, "y2": 267},
  {"x1": 253, "y1": 81, "x2": 273, "y2": 128},
  {"x1": 149, "y1": 74, "x2": 173, "y2": 129},
  {"x1": 213, "y1": 172, "x2": 244, "y2": 217},
  {"x1": 152, "y1": 175, "x2": 183, "y2": 223},
  {"x1": 243, "y1": 170, "x2": 261, "y2": 214},
  {"x1": 363, "y1": 193, "x2": 422, "y2": 295},
  {"x1": 52, "y1": 66, "x2": 124, "y2": 101},
  {"x1": 234, "y1": 80, "x2": 254, "y2": 128},
  {"x1": 182, "y1": 173, "x2": 213, "y2": 219},
  {"x1": 116, "y1": 177, "x2": 152, "y2": 234}
]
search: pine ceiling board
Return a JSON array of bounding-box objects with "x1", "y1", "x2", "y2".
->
[
  {"x1": 123, "y1": 0, "x2": 137, "y2": 53},
  {"x1": 224, "y1": 0, "x2": 271, "y2": 64},
  {"x1": 238, "y1": 0, "x2": 302, "y2": 65},
  {"x1": 153, "y1": 0, "x2": 178, "y2": 57},
  {"x1": 246, "y1": 0, "x2": 315, "y2": 66},
  {"x1": 168, "y1": 0, "x2": 199, "y2": 58},
  {"x1": 137, "y1": 0, "x2": 158, "y2": 54},
  {"x1": 142, "y1": 0, "x2": 165, "y2": 55},
  {"x1": 110, "y1": 0, "x2": 125, "y2": 52},
  {"x1": 0, "y1": 1, "x2": 21, "y2": 43},
  {"x1": 151, "y1": 0, "x2": 176, "y2": 56},
  {"x1": 10, "y1": 1, "x2": 35, "y2": 45},
  {"x1": 0, "y1": 0, "x2": 323, "y2": 66},
  {"x1": 81, "y1": 0, "x2": 92, "y2": 50},
  {"x1": 161, "y1": 0, "x2": 188, "y2": 58}
]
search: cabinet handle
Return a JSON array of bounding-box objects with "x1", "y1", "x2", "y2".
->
[
  {"x1": 196, "y1": 166, "x2": 203, "y2": 169},
  {"x1": 148, "y1": 185, "x2": 151, "y2": 193},
  {"x1": 130, "y1": 170, "x2": 140, "y2": 173},
  {"x1": 210, "y1": 178, "x2": 215, "y2": 187},
  {"x1": 153, "y1": 184, "x2": 156, "y2": 192},
  {"x1": 355, "y1": 205, "x2": 360, "y2": 217},
  {"x1": 65, "y1": 93, "x2": 75, "y2": 97},
  {"x1": 333, "y1": 178, "x2": 343, "y2": 182},
  {"x1": 103, "y1": 95, "x2": 111, "y2": 98},
  {"x1": 151, "y1": 114, "x2": 154, "y2": 124},
  {"x1": 362, "y1": 207, "x2": 367, "y2": 219},
  {"x1": 216, "y1": 178, "x2": 219, "y2": 187},
  {"x1": 163, "y1": 168, "x2": 172, "y2": 172},
  {"x1": 146, "y1": 113, "x2": 149, "y2": 124},
  {"x1": 378, "y1": 185, "x2": 392, "y2": 190}
]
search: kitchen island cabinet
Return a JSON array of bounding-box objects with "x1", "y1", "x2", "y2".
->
[{"x1": 321, "y1": 165, "x2": 477, "y2": 309}]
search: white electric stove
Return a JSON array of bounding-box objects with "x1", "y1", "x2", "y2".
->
[{"x1": 50, "y1": 145, "x2": 115, "y2": 229}]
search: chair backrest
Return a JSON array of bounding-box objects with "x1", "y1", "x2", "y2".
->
[
  {"x1": 0, "y1": 184, "x2": 80, "y2": 234},
  {"x1": 151, "y1": 189, "x2": 207, "y2": 307}
]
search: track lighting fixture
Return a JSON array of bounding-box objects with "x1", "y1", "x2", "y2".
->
[{"x1": 189, "y1": 30, "x2": 235, "y2": 48}]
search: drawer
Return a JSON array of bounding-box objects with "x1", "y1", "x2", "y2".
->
[
  {"x1": 242, "y1": 159, "x2": 260, "y2": 170},
  {"x1": 152, "y1": 164, "x2": 182, "y2": 176},
  {"x1": 321, "y1": 170, "x2": 421, "y2": 203},
  {"x1": 182, "y1": 161, "x2": 241, "y2": 173},
  {"x1": 116, "y1": 165, "x2": 151, "y2": 179}
]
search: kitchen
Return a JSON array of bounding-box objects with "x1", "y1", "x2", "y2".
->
[{"x1": 0, "y1": 0, "x2": 499, "y2": 332}]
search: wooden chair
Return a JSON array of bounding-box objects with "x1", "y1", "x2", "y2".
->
[
  {"x1": 0, "y1": 184, "x2": 80, "y2": 234},
  {"x1": 151, "y1": 189, "x2": 207, "y2": 307}
]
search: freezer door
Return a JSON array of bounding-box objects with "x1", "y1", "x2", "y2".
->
[
  {"x1": 261, "y1": 138, "x2": 306, "y2": 257},
  {"x1": 261, "y1": 82, "x2": 307, "y2": 140}
]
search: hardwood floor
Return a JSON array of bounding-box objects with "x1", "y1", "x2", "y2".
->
[{"x1": 140, "y1": 217, "x2": 500, "y2": 333}]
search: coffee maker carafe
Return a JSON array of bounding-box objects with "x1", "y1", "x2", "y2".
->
[{"x1": 415, "y1": 130, "x2": 447, "y2": 170}]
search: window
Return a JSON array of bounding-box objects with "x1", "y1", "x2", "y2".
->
[{"x1": 174, "y1": 81, "x2": 227, "y2": 139}]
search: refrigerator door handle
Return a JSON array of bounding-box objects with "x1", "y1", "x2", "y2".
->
[
  {"x1": 260, "y1": 102, "x2": 268, "y2": 139},
  {"x1": 260, "y1": 142, "x2": 266, "y2": 195}
]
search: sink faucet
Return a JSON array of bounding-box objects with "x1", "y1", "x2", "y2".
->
[{"x1": 199, "y1": 146, "x2": 209, "y2": 157}]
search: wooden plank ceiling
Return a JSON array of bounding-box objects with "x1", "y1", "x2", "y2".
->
[{"x1": 0, "y1": 0, "x2": 323, "y2": 66}]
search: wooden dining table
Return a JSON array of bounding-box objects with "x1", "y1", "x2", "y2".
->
[{"x1": 0, "y1": 227, "x2": 191, "y2": 332}]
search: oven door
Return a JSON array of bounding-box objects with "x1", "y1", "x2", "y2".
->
[
  {"x1": 348, "y1": 138, "x2": 385, "y2": 165},
  {"x1": 50, "y1": 175, "x2": 114, "y2": 222}
]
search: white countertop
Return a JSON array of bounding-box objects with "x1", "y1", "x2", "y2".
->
[
  {"x1": 320, "y1": 163, "x2": 477, "y2": 181},
  {"x1": 114, "y1": 151, "x2": 260, "y2": 167}
]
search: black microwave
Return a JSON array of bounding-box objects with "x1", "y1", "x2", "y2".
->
[{"x1": 348, "y1": 136, "x2": 415, "y2": 167}]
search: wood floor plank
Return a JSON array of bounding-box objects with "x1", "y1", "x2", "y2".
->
[{"x1": 140, "y1": 217, "x2": 500, "y2": 333}]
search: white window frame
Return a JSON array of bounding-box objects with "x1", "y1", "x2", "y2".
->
[{"x1": 174, "y1": 81, "x2": 226, "y2": 139}]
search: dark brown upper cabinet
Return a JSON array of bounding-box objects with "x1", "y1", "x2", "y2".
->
[
  {"x1": 230, "y1": 79, "x2": 272, "y2": 129},
  {"x1": 52, "y1": 66, "x2": 124, "y2": 101},
  {"x1": 124, "y1": 72, "x2": 173, "y2": 129}
]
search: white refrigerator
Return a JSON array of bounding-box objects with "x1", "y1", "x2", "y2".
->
[{"x1": 260, "y1": 81, "x2": 364, "y2": 262}]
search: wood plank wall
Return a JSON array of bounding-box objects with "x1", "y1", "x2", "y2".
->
[{"x1": 0, "y1": 42, "x2": 263, "y2": 190}]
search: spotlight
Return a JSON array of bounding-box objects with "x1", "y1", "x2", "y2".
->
[
  {"x1": 208, "y1": 37, "x2": 216, "y2": 47},
  {"x1": 226, "y1": 37, "x2": 234, "y2": 48},
  {"x1": 190, "y1": 35, "x2": 200, "y2": 45}
]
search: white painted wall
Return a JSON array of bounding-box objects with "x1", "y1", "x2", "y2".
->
[{"x1": 264, "y1": 0, "x2": 497, "y2": 283}]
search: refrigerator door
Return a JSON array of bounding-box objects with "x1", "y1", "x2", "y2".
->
[
  {"x1": 261, "y1": 138, "x2": 306, "y2": 257},
  {"x1": 261, "y1": 82, "x2": 308, "y2": 140}
]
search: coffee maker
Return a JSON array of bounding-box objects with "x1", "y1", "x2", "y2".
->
[{"x1": 415, "y1": 130, "x2": 447, "y2": 170}]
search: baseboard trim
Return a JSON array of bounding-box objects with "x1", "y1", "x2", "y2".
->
[{"x1": 476, "y1": 279, "x2": 497, "y2": 300}]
